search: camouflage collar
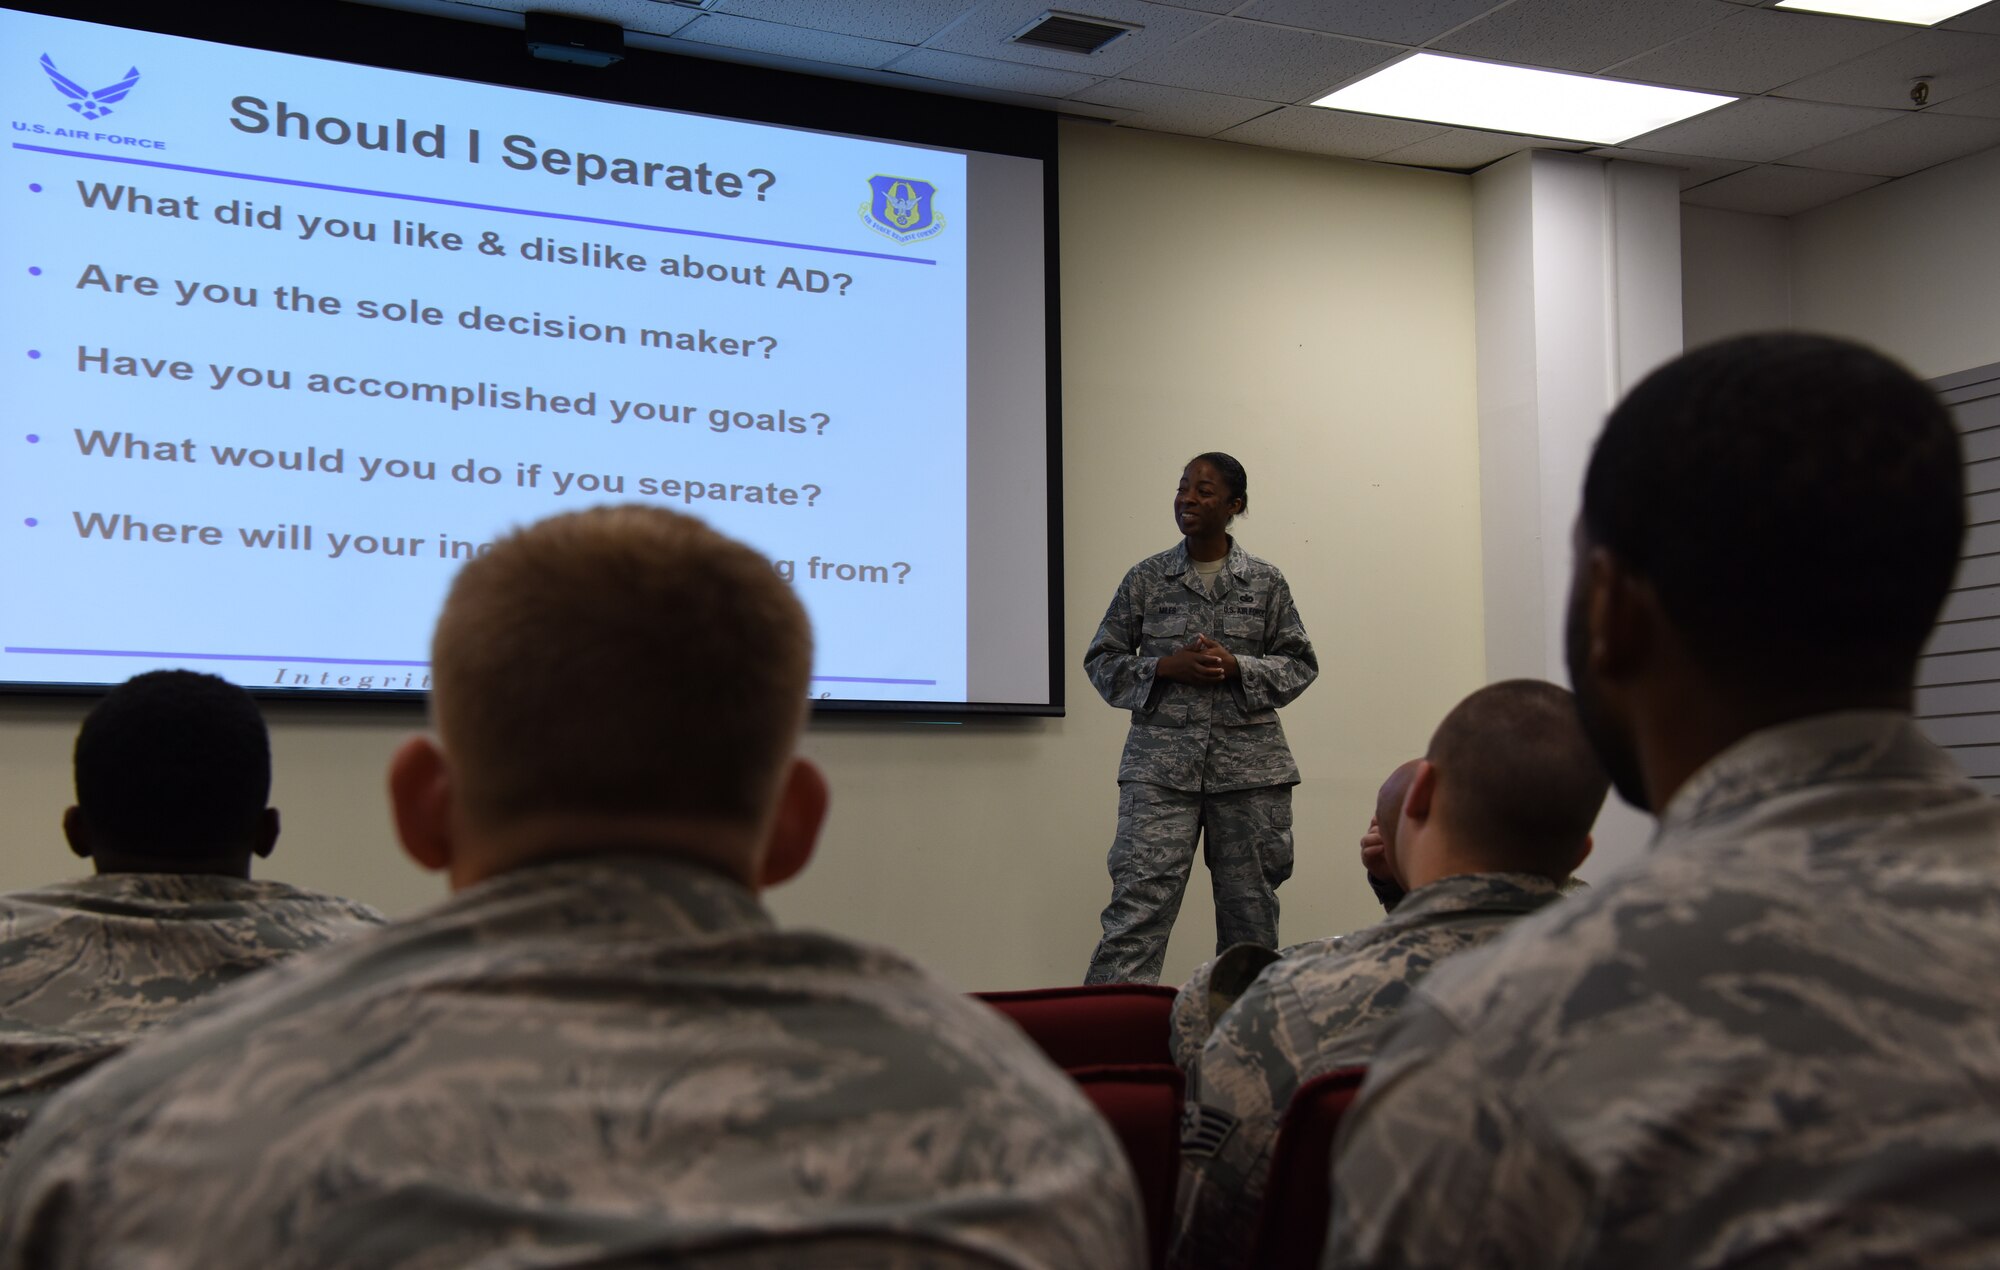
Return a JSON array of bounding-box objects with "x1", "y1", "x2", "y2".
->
[
  {"x1": 1656, "y1": 710, "x2": 1956, "y2": 843},
  {"x1": 452, "y1": 850, "x2": 776, "y2": 939},
  {"x1": 1165, "y1": 537, "x2": 1244, "y2": 578},
  {"x1": 39, "y1": 871, "x2": 295, "y2": 912},
  {"x1": 1346, "y1": 871, "x2": 1567, "y2": 950}
]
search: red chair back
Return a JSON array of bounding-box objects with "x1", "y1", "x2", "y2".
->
[
  {"x1": 974, "y1": 984, "x2": 1177, "y2": 1069},
  {"x1": 975, "y1": 986, "x2": 1183, "y2": 1268},
  {"x1": 1071, "y1": 1062, "x2": 1184, "y2": 1268},
  {"x1": 1248, "y1": 1065, "x2": 1368, "y2": 1270}
]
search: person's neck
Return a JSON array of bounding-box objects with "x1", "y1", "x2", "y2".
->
[
  {"x1": 1399, "y1": 827, "x2": 1489, "y2": 893},
  {"x1": 450, "y1": 816, "x2": 760, "y2": 893},
  {"x1": 1636, "y1": 681, "x2": 1911, "y2": 814},
  {"x1": 1185, "y1": 532, "x2": 1229, "y2": 563}
]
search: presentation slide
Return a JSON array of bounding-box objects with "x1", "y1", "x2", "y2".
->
[{"x1": 0, "y1": 7, "x2": 1055, "y2": 709}]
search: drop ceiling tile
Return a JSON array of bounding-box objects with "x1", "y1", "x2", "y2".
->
[
  {"x1": 1376, "y1": 128, "x2": 1587, "y2": 170},
  {"x1": 1432, "y1": 0, "x2": 1738, "y2": 74},
  {"x1": 1680, "y1": 163, "x2": 1886, "y2": 214},
  {"x1": 1234, "y1": 0, "x2": 1504, "y2": 47},
  {"x1": 923, "y1": 0, "x2": 1221, "y2": 76},
  {"x1": 1931, "y1": 78, "x2": 2000, "y2": 114},
  {"x1": 1941, "y1": 1, "x2": 2000, "y2": 34},
  {"x1": 1609, "y1": 8, "x2": 1908, "y2": 94},
  {"x1": 348, "y1": 0, "x2": 519, "y2": 29},
  {"x1": 1119, "y1": 17, "x2": 1400, "y2": 101},
  {"x1": 1069, "y1": 79, "x2": 1280, "y2": 135},
  {"x1": 862, "y1": 75, "x2": 1122, "y2": 113},
  {"x1": 1623, "y1": 94, "x2": 1900, "y2": 160},
  {"x1": 1215, "y1": 105, "x2": 1450, "y2": 158},
  {"x1": 1777, "y1": 107, "x2": 2000, "y2": 173},
  {"x1": 417, "y1": 0, "x2": 701, "y2": 36},
  {"x1": 1060, "y1": 100, "x2": 1140, "y2": 122},
  {"x1": 1772, "y1": 29, "x2": 2000, "y2": 110},
  {"x1": 1587, "y1": 145, "x2": 1757, "y2": 187},
  {"x1": 708, "y1": 0, "x2": 968, "y2": 45},
  {"x1": 672, "y1": 14, "x2": 911, "y2": 67},
  {"x1": 884, "y1": 46, "x2": 1106, "y2": 94}
]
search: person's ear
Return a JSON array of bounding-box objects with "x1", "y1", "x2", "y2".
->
[
  {"x1": 758, "y1": 758, "x2": 828, "y2": 891},
  {"x1": 254, "y1": 808, "x2": 280, "y2": 859},
  {"x1": 1568, "y1": 832, "x2": 1595, "y2": 874},
  {"x1": 62, "y1": 807, "x2": 90, "y2": 861},
  {"x1": 1391, "y1": 761, "x2": 1438, "y2": 888},
  {"x1": 1402, "y1": 760, "x2": 1437, "y2": 825},
  {"x1": 1584, "y1": 547, "x2": 1657, "y2": 683},
  {"x1": 388, "y1": 735, "x2": 454, "y2": 875}
]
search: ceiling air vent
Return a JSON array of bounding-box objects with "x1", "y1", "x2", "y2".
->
[{"x1": 1009, "y1": 11, "x2": 1140, "y2": 55}]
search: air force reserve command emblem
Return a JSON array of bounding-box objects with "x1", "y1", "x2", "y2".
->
[{"x1": 860, "y1": 175, "x2": 946, "y2": 245}]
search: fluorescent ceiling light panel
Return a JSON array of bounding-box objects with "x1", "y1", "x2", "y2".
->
[
  {"x1": 1312, "y1": 53, "x2": 1734, "y2": 146},
  {"x1": 1773, "y1": 0, "x2": 1987, "y2": 23}
]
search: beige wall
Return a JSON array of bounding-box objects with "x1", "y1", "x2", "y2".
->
[
  {"x1": 1683, "y1": 144, "x2": 2000, "y2": 379},
  {"x1": 1791, "y1": 144, "x2": 2000, "y2": 380},
  {"x1": 1681, "y1": 205, "x2": 1791, "y2": 351},
  {"x1": 0, "y1": 122, "x2": 1488, "y2": 993}
]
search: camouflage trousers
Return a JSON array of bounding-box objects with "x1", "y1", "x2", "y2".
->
[{"x1": 1084, "y1": 782, "x2": 1295, "y2": 985}]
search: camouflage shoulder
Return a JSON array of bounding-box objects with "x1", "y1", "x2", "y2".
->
[
  {"x1": 1386, "y1": 873, "x2": 1622, "y2": 1048},
  {"x1": 1133, "y1": 544, "x2": 1186, "y2": 579},
  {"x1": 1172, "y1": 943, "x2": 1280, "y2": 1070},
  {"x1": 1231, "y1": 549, "x2": 1288, "y2": 580},
  {"x1": 319, "y1": 895, "x2": 389, "y2": 925},
  {"x1": 257, "y1": 883, "x2": 389, "y2": 925}
]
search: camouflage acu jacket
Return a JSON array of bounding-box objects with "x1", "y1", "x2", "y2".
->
[
  {"x1": 1085, "y1": 539, "x2": 1317, "y2": 793},
  {"x1": 0, "y1": 871, "x2": 382, "y2": 1160},
  {"x1": 1166, "y1": 873, "x2": 1564, "y2": 1270},
  {"x1": 0, "y1": 852, "x2": 1146, "y2": 1270},
  {"x1": 1326, "y1": 711, "x2": 2000, "y2": 1270}
]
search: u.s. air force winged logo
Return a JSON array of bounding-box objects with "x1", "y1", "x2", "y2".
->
[
  {"x1": 40, "y1": 54, "x2": 141, "y2": 122},
  {"x1": 860, "y1": 175, "x2": 946, "y2": 245}
]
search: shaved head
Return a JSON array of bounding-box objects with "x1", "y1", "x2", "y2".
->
[
  {"x1": 1426, "y1": 680, "x2": 1608, "y2": 877},
  {"x1": 1375, "y1": 760, "x2": 1422, "y2": 850}
]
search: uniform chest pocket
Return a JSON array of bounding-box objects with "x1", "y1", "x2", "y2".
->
[
  {"x1": 1220, "y1": 611, "x2": 1264, "y2": 649},
  {"x1": 1142, "y1": 612, "x2": 1189, "y2": 655}
]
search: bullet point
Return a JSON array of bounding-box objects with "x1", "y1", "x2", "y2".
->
[
  {"x1": 27, "y1": 184, "x2": 41, "y2": 193},
  {"x1": 26, "y1": 267, "x2": 40, "y2": 277},
  {"x1": 23, "y1": 519, "x2": 37, "y2": 528},
  {"x1": 26, "y1": 350, "x2": 39, "y2": 360},
  {"x1": 25, "y1": 435, "x2": 38, "y2": 444}
]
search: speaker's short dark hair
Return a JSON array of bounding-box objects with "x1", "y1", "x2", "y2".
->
[
  {"x1": 1582, "y1": 334, "x2": 1963, "y2": 690},
  {"x1": 74, "y1": 670, "x2": 272, "y2": 860},
  {"x1": 1427, "y1": 680, "x2": 1608, "y2": 877}
]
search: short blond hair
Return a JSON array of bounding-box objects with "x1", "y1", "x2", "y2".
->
[{"x1": 431, "y1": 505, "x2": 811, "y2": 827}]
